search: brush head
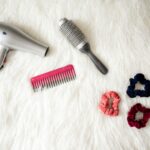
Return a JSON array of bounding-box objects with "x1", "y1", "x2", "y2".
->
[
  {"x1": 31, "y1": 64, "x2": 76, "y2": 92},
  {"x1": 59, "y1": 18, "x2": 88, "y2": 51}
]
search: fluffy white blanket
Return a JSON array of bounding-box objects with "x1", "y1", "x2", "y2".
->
[{"x1": 0, "y1": 0, "x2": 150, "y2": 149}]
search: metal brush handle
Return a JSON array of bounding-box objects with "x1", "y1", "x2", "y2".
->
[
  {"x1": 80, "y1": 43, "x2": 108, "y2": 74},
  {"x1": 87, "y1": 51, "x2": 108, "y2": 74}
]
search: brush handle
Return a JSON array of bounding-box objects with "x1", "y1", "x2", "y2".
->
[{"x1": 87, "y1": 51, "x2": 108, "y2": 74}]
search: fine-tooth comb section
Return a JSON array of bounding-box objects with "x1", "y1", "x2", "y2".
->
[{"x1": 31, "y1": 65, "x2": 76, "y2": 92}]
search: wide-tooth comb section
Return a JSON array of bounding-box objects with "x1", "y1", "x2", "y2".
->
[{"x1": 31, "y1": 65, "x2": 76, "y2": 92}]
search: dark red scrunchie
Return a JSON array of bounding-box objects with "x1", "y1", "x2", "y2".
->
[{"x1": 127, "y1": 103, "x2": 150, "y2": 129}]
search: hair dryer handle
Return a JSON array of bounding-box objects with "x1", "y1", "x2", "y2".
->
[
  {"x1": 0, "y1": 45, "x2": 9, "y2": 69},
  {"x1": 87, "y1": 51, "x2": 108, "y2": 75}
]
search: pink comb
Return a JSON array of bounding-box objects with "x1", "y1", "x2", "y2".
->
[{"x1": 31, "y1": 64, "x2": 76, "y2": 91}]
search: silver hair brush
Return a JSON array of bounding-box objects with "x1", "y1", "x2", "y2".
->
[
  {"x1": 59, "y1": 18, "x2": 108, "y2": 75},
  {"x1": 0, "y1": 23, "x2": 49, "y2": 69}
]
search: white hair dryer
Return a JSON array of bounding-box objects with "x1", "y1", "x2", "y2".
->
[{"x1": 0, "y1": 23, "x2": 49, "y2": 69}]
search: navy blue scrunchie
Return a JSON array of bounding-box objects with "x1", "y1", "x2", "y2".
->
[{"x1": 127, "y1": 73, "x2": 150, "y2": 98}]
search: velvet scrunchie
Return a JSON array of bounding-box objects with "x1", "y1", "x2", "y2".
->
[
  {"x1": 127, "y1": 73, "x2": 150, "y2": 98},
  {"x1": 127, "y1": 103, "x2": 150, "y2": 129},
  {"x1": 99, "y1": 91, "x2": 120, "y2": 116}
]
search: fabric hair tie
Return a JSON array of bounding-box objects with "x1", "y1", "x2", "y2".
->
[
  {"x1": 127, "y1": 73, "x2": 150, "y2": 98},
  {"x1": 127, "y1": 103, "x2": 150, "y2": 129},
  {"x1": 99, "y1": 91, "x2": 120, "y2": 116}
]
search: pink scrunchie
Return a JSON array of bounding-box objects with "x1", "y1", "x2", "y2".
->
[{"x1": 99, "y1": 91, "x2": 120, "y2": 116}]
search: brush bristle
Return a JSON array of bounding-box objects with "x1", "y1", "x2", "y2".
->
[
  {"x1": 59, "y1": 18, "x2": 87, "y2": 49},
  {"x1": 31, "y1": 65, "x2": 76, "y2": 92}
]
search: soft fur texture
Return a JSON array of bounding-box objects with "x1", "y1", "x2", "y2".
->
[{"x1": 0, "y1": 0, "x2": 150, "y2": 149}]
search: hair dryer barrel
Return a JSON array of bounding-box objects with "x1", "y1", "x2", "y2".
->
[{"x1": 0, "y1": 23, "x2": 49, "y2": 57}]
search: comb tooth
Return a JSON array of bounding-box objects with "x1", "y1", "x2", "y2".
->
[
  {"x1": 40, "y1": 80, "x2": 43, "y2": 90},
  {"x1": 62, "y1": 72, "x2": 66, "y2": 84},
  {"x1": 48, "y1": 77, "x2": 52, "y2": 88},
  {"x1": 41, "y1": 78, "x2": 45, "y2": 91},
  {"x1": 55, "y1": 75, "x2": 59, "y2": 86},
  {"x1": 33, "y1": 82, "x2": 36, "y2": 90},
  {"x1": 71, "y1": 71, "x2": 74, "y2": 80},
  {"x1": 39, "y1": 80, "x2": 42, "y2": 85},
  {"x1": 54, "y1": 75, "x2": 57, "y2": 87},
  {"x1": 62, "y1": 72, "x2": 66, "y2": 83},
  {"x1": 60, "y1": 74, "x2": 63, "y2": 84},
  {"x1": 70, "y1": 70, "x2": 74, "y2": 80},
  {"x1": 55, "y1": 74, "x2": 59, "y2": 86},
  {"x1": 46, "y1": 77, "x2": 50, "y2": 88},
  {"x1": 51, "y1": 76, "x2": 55, "y2": 87},
  {"x1": 45, "y1": 78, "x2": 48, "y2": 88},
  {"x1": 52, "y1": 75, "x2": 56, "y2": 87},
  {"x1": 35, "y1": 81, "x2": 39, "y2": 91},
  {"x1": 71, "y1": 70, "x2": 75, "y2": 80},
  {"x1": 71, "y1": 69, "x2": 75, "y2": 79},
  {"x1": 57, "y1": 73, "x2": 61, "y2": 85},
  {"x1": 53, "y1": 75, "x2": 57, "y2": 87},
  {"x1": 56, "y1": 74, "x2": 60, "y2": 85},
  {"x1": 59, "y1": 73, "x2": 63, "y2": 84},
  {"x1": 42, "y1": 78, "x2": 46, "y2": 90},
  {"x1": 71, "y1": 70, "x2": 74, "y2": 78},
  {"x1": 37, "y1": 80, "x2": 41, "y2": 91},
  {"x1": 35, "y1": 81, "x2": 40, "y2": 91},
  {"x1": 43, "y1": 79, "x2": 46, "y2": 89},
  {"x1": 68, "y1": 70, "x2": 72, "y2": 81},
  {"x1": 65, "y1": 71, "x2": 69, "y2": 82},
  {"x1": 35, "y1": 80, "x2": 38, "y2": 90},
  {"x1": 36, "y1": 83, "x2": 39, "y2": 92},
  {"x1": 61, "y1": 73, "x2": 65, "y2": 84},
  {"x1": 66, "y1": 71, "x2": 70, "y2": 82},
  {"x1": 49, "y1": 77, "x2": 53, "y2": 88},
  {"x1": 64, "y1": 72, "x2": 68, "y2": 83},
  {"x1": 44, "y1": 78, "x2": 47, "y2": 88},
  {"x1": 40, "y1": 80, "x2": 43, "y2": 91},
  {"x1": 52, "y1": 76, "x2": 55, "y2": 87},
  {"x1": 46, "y1": 78, "x2": 50, "y2": 88},
  {"x1": 66, "y1": 72, "x2": 70, "y2": 81},
  {"x1": 34, "y1": 82, "x2": 38, "y2": 92},
  {"x1": 59, "y1": 73, "x2": 63, "y2": 85},
  {"x1": 73, "y1": 68, "x2": 76, "y2": 79},
  {"x1": 43, "y1": 78, "x2": 47, "y2": 89},
  {"x1": 67, "y1": 70, "x2": 72, "y2": 81},
  {"x1": 51, "y1": 76, "x2": 54, "y2": 88},
  {"x1": 37, "y1": 80, "x2": 40, "y2": 91},
  {"x1": 71, "y1": 69, "x2": 75, "y2": 80}
]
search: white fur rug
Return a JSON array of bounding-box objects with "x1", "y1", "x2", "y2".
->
[{"x1": 0, "y1": 0, "x2": 150, "y2": 149}]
